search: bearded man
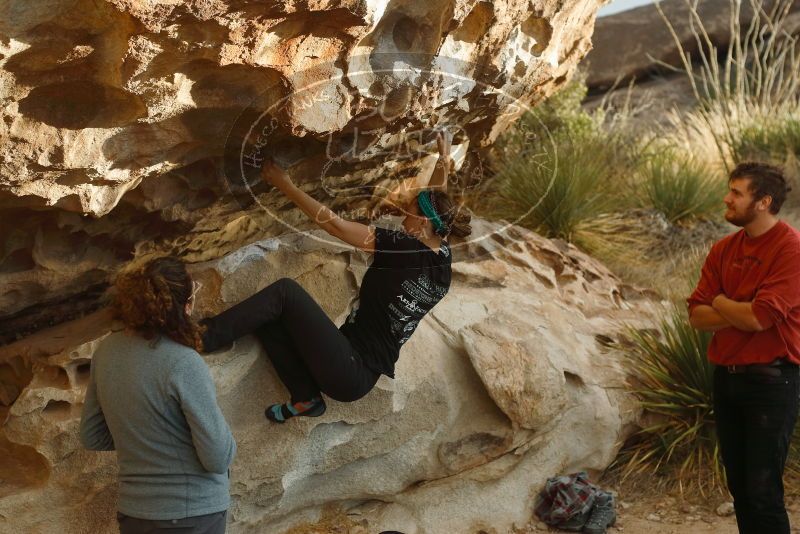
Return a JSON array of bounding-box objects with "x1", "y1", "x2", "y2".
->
[{"x1": 688, "y1": 161, "x2": 800, "y2": 534}]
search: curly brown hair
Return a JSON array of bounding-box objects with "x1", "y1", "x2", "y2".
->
[{"x1": 113, "y1": 256, "x2": 204, "y2": 351}]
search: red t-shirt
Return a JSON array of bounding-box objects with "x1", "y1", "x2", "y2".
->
[{"x1": 687, "y1": 220, "x2": 800, "y2": 365}]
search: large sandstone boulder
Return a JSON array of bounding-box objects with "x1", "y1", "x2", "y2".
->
[
  {"x1": 0, "y1": 0, "x2": 604, "y2": 343},
  {"x1": 0, "y1": 219, "x2": 657, "y2": 533}
]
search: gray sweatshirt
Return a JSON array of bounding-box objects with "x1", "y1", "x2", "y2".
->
[{"x1": 79, "y1": 331, "x2": 236, "y2": 520}]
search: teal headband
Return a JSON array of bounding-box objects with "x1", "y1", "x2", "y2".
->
[{"x1": 417, "y1": 190, "x2": 447, "y2": 234}]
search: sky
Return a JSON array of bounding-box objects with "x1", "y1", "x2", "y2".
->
[{"x1": 598, "y1": 0, "x2": 657, "y2": 17}]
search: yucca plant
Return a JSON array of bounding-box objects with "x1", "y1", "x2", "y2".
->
[
  {"x1": 615, "y1": 305, "x2": 800, "y2": 495},
  {"x1": 483, "y1": 73, "x2": 658, "y2": 245},
  {"x1": 491, "y1": 127, "x2": 639, "y2": 242},
  {"x1": 614, "y1": 306, "x2": 721, "y2": 495},
  {"x1": 493, "y1": 133, "x2": 608, "y2": 240},
  {"x1": 639, "y1": 149, "x2": 726, "y2": 224}
]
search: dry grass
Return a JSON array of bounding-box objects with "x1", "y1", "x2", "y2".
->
[
  {"x1": 656, "y1": 0, "x2": 800, "y2": 171},
  {"x1": 472, "y1": 1, "x2": 800, "y2": 500}
]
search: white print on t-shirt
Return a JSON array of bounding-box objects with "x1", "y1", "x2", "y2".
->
[
  {"x1": 401, "y1": 277, "x2": 447, "y2": 305},
  {"x1": 398, "y1": 319, "x2": 420, "y2": 345},
  {"x1": 387, "y1": 302, "x2": 411, "y2": 321},
  {"x1": 396, "y1": 294, "x2": 426, "y2": 314},
  {"x1": 413, "y1": 274, "x2": 448, "y2": 298},
  {"x1": 389, "y1": 273, "x2": 448, "y2": 345}
]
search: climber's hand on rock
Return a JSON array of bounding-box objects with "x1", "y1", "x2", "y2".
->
[
  {"x1": 261, "y1": 159, "x2": 293, "y2": 190},
  {"x1": 435, "y1": 130, "x2": 454, "y2": 174}
]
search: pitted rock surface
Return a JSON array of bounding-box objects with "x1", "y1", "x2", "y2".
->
[
  {"x1": 0, "y1": 0, "x2": 603, "y2": 340},
  {"x1": 0, "y1": 219, "x2": 657, "y2": 533}
]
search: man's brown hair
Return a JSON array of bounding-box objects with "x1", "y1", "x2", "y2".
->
[{"x1": 729, "y1": 161, "x2": 791, "y2": 214}]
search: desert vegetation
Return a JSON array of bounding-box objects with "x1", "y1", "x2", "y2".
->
[{"x1": 476, "y1": 0, "x2": 800, "y2": 495}]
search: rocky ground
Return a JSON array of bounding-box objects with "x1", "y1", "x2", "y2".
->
[
  {"x1": 518, "y1": 491, "x2": 800, "y2": 533},
  {"x1": 286, "y1": 488, "x2": 800, "y2": 533}
]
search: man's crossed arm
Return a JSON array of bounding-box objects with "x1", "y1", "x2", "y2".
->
[{"x1": 689, "y1": 296, "x2": 766, "y2": 332}]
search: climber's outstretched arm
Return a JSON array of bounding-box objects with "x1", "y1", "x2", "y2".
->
[
  {"x1": 428, "y1": 130, "x2": 454, "y2": 192},
  {"x1": 261, "y1": 161, "x2": 376, "y2": 253}
]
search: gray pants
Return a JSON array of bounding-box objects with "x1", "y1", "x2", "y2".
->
[{"x1": 117, "y1": 511, "x2": 227, "y2": 534}]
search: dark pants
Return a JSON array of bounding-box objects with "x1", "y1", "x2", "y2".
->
[
  {"x1": 117, "y1": 511, "x2": 226, "y2": 534},
  {"x1": 201, "y1": 278, "x2": 379, "y2": 403},
  {"x1": 713, "y1": 363, "x2": 800, "y2": 534}
]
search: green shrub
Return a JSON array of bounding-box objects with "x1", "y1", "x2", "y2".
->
[
  {"x1": 492, "y1": 127, "x2": 635, "y2": 242},
  {"x1": 615, "y1": 304, "x2": 800, "y2": 495},
  {"x1": 486, "y1": 75, "x2": 648, "y2": 244},
  {"x1": 640, "y1": 150, "x2": 725, "y2": 224},
  {"x1": 498, "y1": 75, "x2": 602, "y2": 161},
  {"x1": 614, "y1": 307, "x2": 721, "y2": 494},
  {"x1": 732, "y1": 118, "x2": 800, "y2": 164}
]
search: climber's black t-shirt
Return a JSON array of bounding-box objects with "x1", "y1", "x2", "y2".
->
[{"x1": 339, "y1": 227, "x2": 452, "y2": 378}]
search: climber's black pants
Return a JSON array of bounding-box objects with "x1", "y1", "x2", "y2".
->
[{"x1": 201, "y1": 278, "x2": 379, "y2": 403}]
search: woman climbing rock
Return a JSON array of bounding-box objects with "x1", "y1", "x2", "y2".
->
[{"x1": 200, "y1": 132, "x2": 472, "y2": 423}]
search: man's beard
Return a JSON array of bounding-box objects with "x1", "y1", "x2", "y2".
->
[{"x1": 725, "y1": 201, "x2": 757, "y2": 227}]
